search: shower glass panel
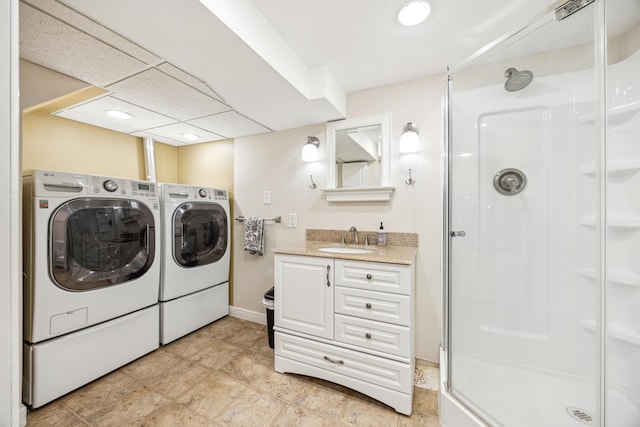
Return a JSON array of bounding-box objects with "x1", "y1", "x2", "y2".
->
[
  {"x1": 447, "y1": 3, "x2": 600, "y2": 427},
  {"x1": 605, "y1": 1, "x2": 640, "y2": 426},
  {"x1": 446, "y1": 0, "x2": 640, "y2": 425}
]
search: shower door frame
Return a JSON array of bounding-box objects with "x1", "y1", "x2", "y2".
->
[{"x1": 441, "y1": 0, "x2": 609, "y2": 425}]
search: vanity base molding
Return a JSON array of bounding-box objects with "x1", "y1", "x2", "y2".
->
[{"x1": 274, "y1": 331, "x2": 414, "y2": 415}]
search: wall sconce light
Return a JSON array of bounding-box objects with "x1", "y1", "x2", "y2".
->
[
  {"x1": 399, "y1": 122, "x2": 420, "y2": 153},
  {"x1": 302, "y1": 136, "x2": 320, "y2": 162}
]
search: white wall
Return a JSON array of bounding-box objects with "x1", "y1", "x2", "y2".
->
[
  {"x1": 1, "y1": 0, "x2": 22, "y2": 425},
  {"x1": 233, "y1": 73, "x2": 445, "y2": 362}
]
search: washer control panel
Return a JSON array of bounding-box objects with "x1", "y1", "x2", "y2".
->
[
  {"x1": 86, "y1": 175, "x2": 157, "y2": 200},
  {"x1": 213, "y1": 189, "x2": 227, "y2": 201}
]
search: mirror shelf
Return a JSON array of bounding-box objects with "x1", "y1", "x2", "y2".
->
[{"x1": 322, "y1": 186, "x2": 395, "y2": 202}]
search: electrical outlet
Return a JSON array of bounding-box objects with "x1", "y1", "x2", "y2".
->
[
  {"x1": 263, "y1": 190, "x2": 272, "y2": 205},
  {"x1": 288, "y1": 213, "x2": 297, "y2": 228}
]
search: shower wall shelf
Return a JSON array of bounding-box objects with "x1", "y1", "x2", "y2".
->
[
  {"x1": 578, "y1": 100, "x2": 640, "y2": 125},
  {"x1": 579, "y1": 268, "x2": 640, "y2": 288},
  {"x1": 580, "y1": 320, "x2": 640, "y2": 347},
  {"x1": 579, "y1": 159, "x2": 640, "y2": 176},
  {"x1": 579, "y1": 215, "x2": 640, "y2": 229}
]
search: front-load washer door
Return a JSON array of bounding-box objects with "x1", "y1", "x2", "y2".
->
[
  {"x1": 173, "y1": 202, "x2": 228, "y2": 267},
  {"x1": 50, "y1": 198, "x2": 156, "y2": 291}
]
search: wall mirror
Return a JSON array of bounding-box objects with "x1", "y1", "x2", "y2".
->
[{"x1": 323, "y1": 113, "x2": 395, "y2": 202}]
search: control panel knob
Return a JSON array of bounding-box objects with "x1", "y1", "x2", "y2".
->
[
  {"x1": 198, "y1": 188, "x2": 207, "y2": 198},
  {"x1": 103, "y1": 180, "x2": 118, "y2": 192}
]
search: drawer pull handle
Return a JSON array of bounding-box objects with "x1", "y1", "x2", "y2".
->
[
  {"x1": 366, "y1": 273, "x2": 372, "y2": 280},
  {"x1": 365, "y1": 303, "x2": 372, "y2": 309},
  {"x1": 323, "y1": 356, "x2": 344, "y2": 365},
  {"x1": 365, "y1": 333, "x2": 372, "y2": 339}
]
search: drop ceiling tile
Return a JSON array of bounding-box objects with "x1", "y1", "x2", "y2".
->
[
  {"x1": 53, "y1": 95, "x2": 177, "y2": 133},
  {"x1": 188, "y1": 111, "x2": 271, "y2": 138},
  {"x1": 23, "y1": 0, "x2": 161, "y2": 64},
  {"x1": 108, "y1": 69, "x2": 231, "y2": 121},
  {"x1": 158, "y1": 62, "x2": 225, "y2": 103},
  {"x1": 134, "y1": 122, "x2": 226, "y2": 146},
  {"x1": 20, "y1": 3, "x2": 146, "y2": 86}
]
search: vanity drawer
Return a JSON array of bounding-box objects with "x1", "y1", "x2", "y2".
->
[
  {"x1": 275, "y1": 332, "x2": 412, "y2": 393},
  {"x1": 335, "y1": 286, "x2": 410, "y2": 326},
  {"x1": 334, "y1": 314, "x2": 410, "y2": 358},
  {"x1": 334, "y1": 260, "x2": 411, "y2": 295}
]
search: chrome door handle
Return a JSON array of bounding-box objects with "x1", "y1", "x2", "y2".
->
[
  {"x1": 326, "y1": 265, "x2": 331, "y2": 287},
  {"x1": 144, "y1": 224, "x2": 153, "y2": 254},
  {"x1": 449, "y1": 230, "x2": 466, "y2": 237}
]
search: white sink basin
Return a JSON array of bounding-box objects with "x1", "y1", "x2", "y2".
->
[{"x1": 317, "y1": 247, "x2": 375, "y2": 254}]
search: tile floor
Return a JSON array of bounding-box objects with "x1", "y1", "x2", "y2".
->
[{"x1": 27, "y1": 316, "x2": 440, "y2": 426}]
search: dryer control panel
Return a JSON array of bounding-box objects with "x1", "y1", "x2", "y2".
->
[{"x1": 131, "y1": 181, "x2": 157, "y2": 200}]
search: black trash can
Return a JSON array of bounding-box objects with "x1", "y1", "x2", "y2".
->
[{"x1": 263, "y1": 287, "x2": 275, "y2": 349}]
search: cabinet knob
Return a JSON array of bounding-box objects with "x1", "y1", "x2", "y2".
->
[
  {"x1": 366, "y1": 273, "x2": 372, "y2": 280},
  {"x1": 365, "y1": 303, "x2": 372, "y2": 309},
  {"x1": 365, "y1": 333, "x2": 371, "y2": 339}
]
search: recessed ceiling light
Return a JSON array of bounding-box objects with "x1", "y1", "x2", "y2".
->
[
  {"x1": 105, "y1": 110, "x2": 133, "y2": 120},
  {"x1": 181, "y1": 133, "x2": 200, "y2": 141},
  {"x1": 398, "y1": 1, "x2": 431, "y2": 27}
]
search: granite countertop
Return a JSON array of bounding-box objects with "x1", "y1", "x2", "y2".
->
[{"x1": 272, "y1": 240, "x2": 418, "y2": 265}]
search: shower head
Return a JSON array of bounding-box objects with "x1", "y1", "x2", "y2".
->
[{"x1": 504, "y1": 67, "x2": 534, "y2": 92}]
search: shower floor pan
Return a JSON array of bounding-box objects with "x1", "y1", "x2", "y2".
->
[{"x1": 447, "y1": 352, "x2": 639, "y2": 427}]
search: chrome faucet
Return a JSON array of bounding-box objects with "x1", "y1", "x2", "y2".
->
[{"x1": 349, "y1": 226, "x2": 359, "y2": 244}]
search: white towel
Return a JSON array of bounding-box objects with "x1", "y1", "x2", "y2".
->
[{"x1": 243, "y1": 216, "x2": 265, "y2": 255}]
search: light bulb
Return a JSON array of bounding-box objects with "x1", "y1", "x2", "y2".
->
[{"x1": 398, "y1": 1, "x2": 431, "y2": 27}]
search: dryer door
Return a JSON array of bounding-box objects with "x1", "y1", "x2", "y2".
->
[
  {"x1": 50, "y1": 198, "x2": 156, "y2": 291},
  {"x1": 173, "y1": 202, "x2": 228, "y2": 267}
]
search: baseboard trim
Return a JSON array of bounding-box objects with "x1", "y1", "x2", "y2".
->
[{"x1": 229, "y1": 306, "x2": 266, "y2": 325}]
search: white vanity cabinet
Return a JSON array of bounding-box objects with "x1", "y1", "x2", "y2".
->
[{"x1": 274, "y1": 254, "x2": 415, "y2": 415}]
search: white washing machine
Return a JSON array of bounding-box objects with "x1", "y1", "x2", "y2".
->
[
  {"x1": 159, "y1": 183, "x2": 230, "y2": 344},
  {"x1": 22, "y1": 170, "x2": 161, "y2": 408}
]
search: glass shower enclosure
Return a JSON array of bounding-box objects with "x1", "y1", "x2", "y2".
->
[{"x1": 443, "y1": 0, "x2": 640, "y2": 426}]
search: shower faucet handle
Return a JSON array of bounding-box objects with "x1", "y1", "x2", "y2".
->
[{"x1": 449, "y1": 230, "x2": 466, "y2": 238}]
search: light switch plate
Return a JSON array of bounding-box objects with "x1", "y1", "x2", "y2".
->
[
  {"x1": 263, "y1": 190, "x2": 272, "y2": 205},
  {"x1": 288, "y1": 213, "x2": 297, "y2": 228}
]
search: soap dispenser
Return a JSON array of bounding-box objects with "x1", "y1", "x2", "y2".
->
[{"x1": 376, "y1": 222, "x2": 387, "y2": 246}]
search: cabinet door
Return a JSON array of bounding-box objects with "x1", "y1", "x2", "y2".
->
[{"x1": 275, "y1": 255, "x2": 333, "y2": 339}]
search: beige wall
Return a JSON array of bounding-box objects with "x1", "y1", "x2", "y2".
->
[
  {"x1": 232, "y1": 74, "x2": 445, "y2": 363},
  {"x1": 155, "y1": 142, "x2": 178, "y2": 183},
  {"x1": 21, "y1": 107, "x2": 187, "y2": 188},
  {"x1": 22, "y1": 110, "x2": 147, "y2": 179},
  {"x1": 177, "y1": 139, "x2": 234, "y2": 190}
]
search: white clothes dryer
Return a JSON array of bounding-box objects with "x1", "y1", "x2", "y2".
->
[
  {"x1": 159, "y1": 183, "x2": 230, "y2": 344},
  {"x1": 22, "y1": 170, "x2": 161, "y2": 408}
]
